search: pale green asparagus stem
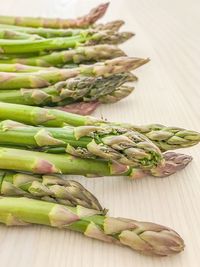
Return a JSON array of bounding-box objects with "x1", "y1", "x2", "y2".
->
[
  {"x1": 0, "y1": 146, "x2": 132, "y2": 176},
  {"x1": 0, "y1": 45, "x2": 126, "y2": 66},
  {"x1": 0, "y1": 63, "x2": 50, "y2": 73},
  {"x1": 0, "y1": 30, "x2": 134, "y2": 54},
  {"x1": 0, "y1": 197, "x2": 184, "y2": 256},
  {"x1": 0, "y1": 170, "x2": 103, "y2": 211},
  {"x1": 0, "y1": 24, "x2": 88, "y2": 38},
  {"x1": 0, "y1": 3, "x2": 109, "y2": 28},
  {"x1": 0, "y1": 29, "x2": 42, "y2": 40},
  {"x1": 0, "y1": 102, "x2": 198, "y2": 152},
  {"x1": 0, "y1": 20, "x2": 125, "y2": 38},
  {"x1": 0, "y1": 57, "x2": 149, "y2": 89}
]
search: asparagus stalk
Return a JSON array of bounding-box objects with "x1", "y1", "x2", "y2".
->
[
  {"x1": 0, "y1": 30, "x2": 134, "y2": 54},
  {"x1": 0, "y1": 170, "x2": 103, "y2": 211},
  {"x1": 0, "y1": 29, "x2": 42, "y2": 40},
  {"x1": 0, "y1": 20, "x2": 125, "y2": 38},
  {"x1": 0, "y1": 120, "x2": 162, "y2": 168},
  {"x1": 0, "y1": 3, "x2": 109, "y2": 28},
  {"x1": 0, "y1": 45, "x2": 126, "y2": 67},
  {"x1": 0, "y1": 57, "x2": 149, "y2": 89},
  {"x1": 0, "y1": 73, "x2": 135, "y2": 105},
  {"x1": 0, "y1": 24, "x2": 89, "y2": 38},
  {"x1": 0, "y1": 63, "x2": 50, "y2": 73},
  {"x1": 0, "y1": 102, "x2": 199, "y2": 152},
  {"x1": 0, "y1": 146, "x2": 133, "y2": 176},
  {"x1": 0, "y1": 196, "x2": 184, "y2": 256}
]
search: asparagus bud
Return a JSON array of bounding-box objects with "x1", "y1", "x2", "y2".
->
[
  {"x1": 0, "y1": 170, "x2": 103, "y2": 211},
  {"x1": 0, "y1": 57, "x2": 149, "y2": 89}
]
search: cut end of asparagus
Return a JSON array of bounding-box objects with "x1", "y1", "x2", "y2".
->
[{"x1": 150, "y1": 151, "x2": 193, "y2": 177}]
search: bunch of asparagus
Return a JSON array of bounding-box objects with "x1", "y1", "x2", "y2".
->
[
  {"x1": 0, "y1": 2, "x2": 199, "y2": 257},
  {"x1": 0, "y1": 1, "x2": 150, "y2": 114}
]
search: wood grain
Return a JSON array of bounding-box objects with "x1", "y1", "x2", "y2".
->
[{"x1": 0, "y1": 0, "x2": 200, "y2": 266}]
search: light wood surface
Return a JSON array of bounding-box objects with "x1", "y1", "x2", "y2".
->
[{"x1": 0, "y1": 0, "x2": 200, "y2": 266}]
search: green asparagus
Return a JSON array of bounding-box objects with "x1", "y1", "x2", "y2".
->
[
  {"x1": 0, "y1": 24, "x2": 89, "y2": 38},
  {"x1": 0, "y1": 197, "x2": 184, "y2": 256},
  {"x1": 0, "y1": 57, "x2": 149, "y2": 89},
  {"x1": 0, "y1": 20, "x2": 125, "y2": 38},
  {"x1": 1, "y1": 120, "x2": 152, "y2": 165},
  {"x1": 0, "y1": 29, "x2": 42, "y2": 40},
  {"x1": 0, "y1": 3, "x2": 109, "y2": 28},
  {"x1": 0, "y1": 146, "x2": 133, "y2": 176},
  {"x1": 0, "y1": 170, "x2": 103, "y2": 210},
  {"x1": 0, "y1": 102, "x2": 198, "y2": 152},
  {"x1": 0, "y1": 73, "x2": 135, "y2": 105},
  {"x1": 0, "y1": 63, "x2": 50, "y2": 73},
  {"x1": 0, "y1": 45, "x2": 126, "y2": 66},
  {"x1": 0, "y1": 30, "x2": 134, "y2": 54},
  {"x1": 0, "y1": 120, "x2": 163, "y2": 168}
]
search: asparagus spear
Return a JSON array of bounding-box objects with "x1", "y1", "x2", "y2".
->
[
  {"x1": 0, "y1": 102, "x2": 198, "y2": 151},
  {"x1": 1, "y1": 101, "x2": 199, "y2": 150},
  {"x1": 0, "y1": 30, "x2": 134, "y2": 54},
  {"x1": 0, "y1": 45, "x2": 126, "y2": 67},
  {"x1": 0, "y1": 170, "x2": 103, "y2": 211},
  {"x1": 0, "y1": 73, "x2": 135, "y2": 105},
  {"x1": 0, "y1": 120, "x2": 162, "y2": 168},
  {"x1": 0, "y1": 24, "x2": 89, "y2": 38},
  {"x1": 0, "y1": 29, "x2": 42, "y2": 40},
  {"x1": 0, "y1": 146, "x2": 193, "y2": 179},
  {"x1": 0, "y1": 146, "x2": 136, "y2": 176},
  {"x1": 0, "y1": 57, "x2": 149, "y2": 89},
  {"x1": 0, "y1": 20, "x2": 125, "y2": 38},
  {"x1": 0, "y1": 3, "x2": 109, "y2": 28},
  {"x1": 0, "y1": 196, "x2": 184, "y2": 256}
]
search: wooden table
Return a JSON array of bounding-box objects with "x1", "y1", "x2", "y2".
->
[{"x1": 0, "y1": 0, "x2": 200, "y2": 266}]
